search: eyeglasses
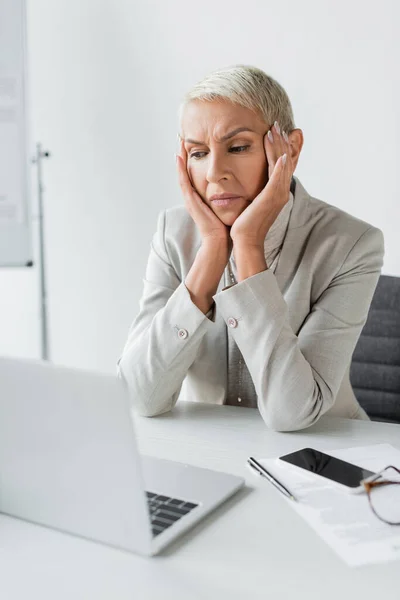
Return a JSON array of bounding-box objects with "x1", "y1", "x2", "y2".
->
[{"x1": 362, "y1": 465, "x2": 400, "y2": 526}]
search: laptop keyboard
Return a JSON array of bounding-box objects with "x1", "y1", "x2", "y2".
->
[{"x1": 146, "y1": 491, "x2": 199, "y2": 537}]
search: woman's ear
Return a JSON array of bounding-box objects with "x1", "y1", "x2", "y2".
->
[{"x1": 288, "y1": 129, "x2": 304, "y2": 171}]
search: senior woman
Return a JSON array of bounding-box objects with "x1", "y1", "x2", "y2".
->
[{"x1": 118, "y1": 65, "x2": 384, "y2": 431}]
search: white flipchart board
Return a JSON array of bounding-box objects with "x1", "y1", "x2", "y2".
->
[{"x1": 0, "y1": 0, "x2": 32, "y2": 267}]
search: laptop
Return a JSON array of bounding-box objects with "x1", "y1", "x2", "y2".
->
[{"x1": 0, "y1": 356, "x2": 244, "y2": 556}]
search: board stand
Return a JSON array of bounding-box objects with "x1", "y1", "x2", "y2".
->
[{"x1": 31, "y1": 143, "x2": 51, "y2": 361}]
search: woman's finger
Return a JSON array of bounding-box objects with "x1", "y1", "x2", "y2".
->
[
  {"x1": 176, "y1": 141, "x2": 204, "y2": 213},
  {"x1": 176, "y1": 141, "x2": 212, "y2": 219},
  {"x1": 176, "y1": 140, "x2": 192, "y2": 193},
  {"x1": 253, "y1": 153, "x2": 286, "y2": 212},
  {"x1": 267, "y1": 153, "x2": 286, "y2": 193},
  {"x1": 281, "y1": 129, "x2": 294, "y2": 188},
  {"x1": 272, "y1": 121, "x2": 285, "y2": 167},
  {"x1": 264, "y1": 120, "x2": 285, "y2": 179},
  {"x1": 264, "y1": 127, "x2": 276, "y2": 177},
  {"x1": 176, "y1": 153, "x2": 193, "y2": 198}
]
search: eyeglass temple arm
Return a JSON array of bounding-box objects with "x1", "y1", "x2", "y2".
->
[{"x1": 362, "y1": 465, "x2": 400, "y2": 492}]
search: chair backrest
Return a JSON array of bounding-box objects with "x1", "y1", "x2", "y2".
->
[{"x1": 350, "y1": 274, "x2": 400, "y2": 424}]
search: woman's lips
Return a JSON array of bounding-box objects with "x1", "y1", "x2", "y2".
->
[{"x1": 211, "y1": 197, "x2": 242, "y2": 207}]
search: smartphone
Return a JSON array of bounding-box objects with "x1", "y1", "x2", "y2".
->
[{"x1": 279, "y1": 447, "x2": 376, "y2": 493}]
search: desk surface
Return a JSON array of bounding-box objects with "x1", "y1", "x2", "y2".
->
[{"x1": 1, "y1": 403, "x2": 399, "y2": 600}]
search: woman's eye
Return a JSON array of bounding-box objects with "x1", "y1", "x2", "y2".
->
[
  {"x1": 229, "y1": 145, "x2": 250, "y2": 153},
  {"x1": 190, "y1": 152, "x2": 207, "y2": 160},
  {"x1": 190, "y1": 145, "x2": 250, "y2": 160}
]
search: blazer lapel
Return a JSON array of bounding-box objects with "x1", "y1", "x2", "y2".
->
[{"x1": 274, "y1": 177, "x2": 312, "y2": 295}]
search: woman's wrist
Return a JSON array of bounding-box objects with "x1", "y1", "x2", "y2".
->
[
  {"x1": 233, "y1": 243, "x2": 267, "y2": 282},
  {"x1": 185, "y1": 239, "x2": 229, "y2": 314}
]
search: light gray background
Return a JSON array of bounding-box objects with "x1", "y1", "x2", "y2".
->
[{"x1": 0, "y1": 0, "x2": 399, "y2": 372}]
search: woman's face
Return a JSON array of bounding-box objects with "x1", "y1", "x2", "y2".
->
[{"x1": 180, "y1": 99, "x2": 270, "y2": 226}]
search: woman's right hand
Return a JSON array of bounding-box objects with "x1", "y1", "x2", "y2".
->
[
  {"x1": 176, "y1": 139, "x2": 231, "y2": 314},
  {"x1": 176, "y1": 139, "x2": 229, "y2": 245}
]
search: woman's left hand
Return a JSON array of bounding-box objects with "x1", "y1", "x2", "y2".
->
[{"x1": 230, "y1": 122, "x2": 294, "y2": 249}]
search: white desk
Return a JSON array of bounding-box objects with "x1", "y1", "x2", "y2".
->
[{"x1": 1, "y1": 403, "x2": 399, "y2": 599}]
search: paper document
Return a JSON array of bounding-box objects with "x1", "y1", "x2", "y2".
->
[{"x1": 261, "y1": 444, "x2": 400, "y2": 567}]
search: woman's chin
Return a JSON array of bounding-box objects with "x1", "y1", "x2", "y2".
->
[
  {"x1": 212, "y1": 207, "x2": 246, "y2": 227},
  {"x1": 219, "y1": 215, "x2": 238, "y2": 227}
]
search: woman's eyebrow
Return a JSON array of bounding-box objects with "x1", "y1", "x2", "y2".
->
[{"x1": 185, "y1": 127, "x2": 256, "y2": 145}]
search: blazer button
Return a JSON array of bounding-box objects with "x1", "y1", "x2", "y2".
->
[
  {"x1": 227, "y1": 317, "x2": 238, "y2": 328},
  {"x1": 178, "y1": 328, "x2": 188, "y2": 339}
]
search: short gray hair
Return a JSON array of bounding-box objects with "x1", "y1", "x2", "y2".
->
[{"x1": 178, "y1": 64, "x2": 295, "y2": 134}]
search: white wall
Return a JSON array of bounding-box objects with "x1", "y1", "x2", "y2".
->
[{"x1": 0, "y1": 0, "x2": 399, "y2": 372}]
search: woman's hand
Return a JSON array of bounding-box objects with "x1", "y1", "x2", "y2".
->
[
  {"x1": 176, "y1": 139, "x2": 229, "y2": 246},
  {"x1": 177, "y1": 139, "x2": 230, "y2": 314},
  {"x1": 230, "y1": 122, "x2": 294, "y2": 249}
]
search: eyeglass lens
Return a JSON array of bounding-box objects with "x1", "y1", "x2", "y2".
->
[{"x1": 369, "y1": 476, "x2": 400, "y2": 525}]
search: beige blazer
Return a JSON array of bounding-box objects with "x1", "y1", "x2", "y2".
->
[{"x1": 118, "y1": 177, "x2": 384, "y2": 431}]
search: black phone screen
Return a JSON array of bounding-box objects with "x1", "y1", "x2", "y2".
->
[{"x1": 279, "y1": 448, "x2": 375, "y2": 488}]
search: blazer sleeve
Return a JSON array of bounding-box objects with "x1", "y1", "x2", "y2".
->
[
  {"x1": 117, "y1": 210, "x2": 213, "y2": 416},
  {"x1": 213, "y1": 226, "x2": 384, "y2": 432}
]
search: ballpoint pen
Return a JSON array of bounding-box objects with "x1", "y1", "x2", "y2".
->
[{"x1": 247, "y1": 456, "x2": 298, "y2": 502}]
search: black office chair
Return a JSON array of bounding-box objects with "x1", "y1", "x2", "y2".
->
[{"x1": 350, "y1": 274, "x2": 400, "y2": 424}]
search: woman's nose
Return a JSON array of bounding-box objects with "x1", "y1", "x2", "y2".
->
[{"x1": 206, "y1": 154, "x2": 229, "y2": 183}]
